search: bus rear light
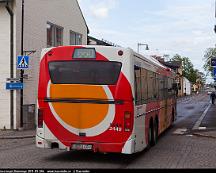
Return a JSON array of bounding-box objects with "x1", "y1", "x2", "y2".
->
[
  {"x1": 124, "y1": 111, "x2": 132, "y2": 132},
  {"x1": 38, "y1": 109, "x2": 44, "y2": 128},
  {"x1": 38, "y1": 142, "x2": 42, "y2": 145}
]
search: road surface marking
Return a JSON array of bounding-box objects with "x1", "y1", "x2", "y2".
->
[
  {"x1": 173, "y1": 128, "x2": 188, "y2": 135},
  {"x1": 198, "y1": 127, "x2": 207, "y2": 130},
  {"x1": 192, "y1": 104, "x2": 211, "y2": 130}
]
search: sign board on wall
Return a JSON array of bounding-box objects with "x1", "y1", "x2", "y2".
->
[{"x1": 6, "y1": 82, "x2": 24, "y2": 90}]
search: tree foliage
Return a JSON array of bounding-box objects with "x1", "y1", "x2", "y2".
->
[
  {"x1": 171, "y1": 54, "x2": 199, "y2": 84},
  {"x1": 203, "y1": 48, "x2": 216, "y2": 77}
]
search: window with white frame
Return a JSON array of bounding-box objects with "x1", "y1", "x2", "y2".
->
[
  {"x1": 47, "y1": 22, "x2": 63, "y2": 47},
  {"x1": 70, "y1": 31, "x2": 82, "y2": 45}
]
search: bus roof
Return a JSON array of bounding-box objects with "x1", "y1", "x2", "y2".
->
[{"x1": 41, "y1": 45, "x2": 173, "y2": 74}]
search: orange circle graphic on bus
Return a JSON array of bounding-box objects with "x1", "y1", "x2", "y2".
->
[{"x1": 50, "y1": 84, "x2": 109, "y2": 129}]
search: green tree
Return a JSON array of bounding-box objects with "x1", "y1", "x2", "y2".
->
[
  {"x1": 203, "y1": 48, "x2": 216, "y2": 77},
  {"x1": 171, "y1": 54, "x2": 198, "y2": 83},
  {"x1": 188, "y1": 68, "x2": 198, "y2": 84}
]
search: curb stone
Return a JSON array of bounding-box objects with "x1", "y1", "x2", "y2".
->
[{"x1": 0, "y1": 135, "x2": 35, "y2": 140}]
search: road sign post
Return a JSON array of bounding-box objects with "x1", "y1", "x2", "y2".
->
[
  {"x1": 17, "y1": 55, "x2": 29, "y2": 128},
  {"x1": 16, "y1": 50, "x2": 35, "y2": 129}
]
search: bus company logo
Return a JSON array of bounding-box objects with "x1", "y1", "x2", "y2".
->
[{"x1": 47, "y1": 81, "x2": 115, "y2": 137}]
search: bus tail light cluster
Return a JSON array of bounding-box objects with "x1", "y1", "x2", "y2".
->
[
  {"x1": 38, "y1": 109, "x2": 44, "y2": 128},
  {"x1": 124, "y1": 111, "x2": 132, "y2": 132}
]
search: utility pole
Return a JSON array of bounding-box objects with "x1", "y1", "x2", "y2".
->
[{"x1": 215, "y1": 0, "x2": 216, "y2": 33}]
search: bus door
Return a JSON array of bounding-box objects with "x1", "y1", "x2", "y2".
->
[{"x1": 134, "y1": 65, "x2": 146, "y2": 151}]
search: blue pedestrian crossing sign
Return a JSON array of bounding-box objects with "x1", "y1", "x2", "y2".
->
[{"x1": 17, "y1": 56, "x2": 29, "y2": 69}]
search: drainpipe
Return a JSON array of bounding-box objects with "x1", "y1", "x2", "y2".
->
[
  {"x1": 5, "y1": 0, "x2": 14, "y2": 129},
  {"x1": 20, "y1": 0, "x2": 24, "y2": 128}
]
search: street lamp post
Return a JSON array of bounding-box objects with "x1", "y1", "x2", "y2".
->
[
  {"x1": 215, "y1": 0, "x2": 216, "y2": 33},
  {"x1": 137, "y1": 43, "x2": 149, "y2": 53}
]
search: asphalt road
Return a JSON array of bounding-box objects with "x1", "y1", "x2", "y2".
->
[{"x1": 1, "y1": 93, "x2": 216, "y2": 169}]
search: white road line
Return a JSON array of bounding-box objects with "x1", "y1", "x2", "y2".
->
[
  {"x1": 192, "y1": 104, "x2": 211, "y2": 130},
  {"x1": 173, "y1": 128, "x2": 188, "y2": 135}
]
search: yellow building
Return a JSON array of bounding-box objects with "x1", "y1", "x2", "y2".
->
[{"x1": 153, "y1": 56, "x2": 184, "y2": 97}]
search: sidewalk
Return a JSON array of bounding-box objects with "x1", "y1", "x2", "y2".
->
[
  {"x1": 201, "y1": 104, "x2": 216, "y2": 128},
  {"x1": 192, "y1": 104, "x2": 216, "y2": 138},
  {"x1": 0, "y1": 129, "x2": 35, "y2": 139}
]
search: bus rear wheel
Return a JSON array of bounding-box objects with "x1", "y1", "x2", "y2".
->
[
  {"x1": 152, "y1": 120, "x2": 158, "y2": 146},
  {"x1": 147, "y1": 120, "x2": 158, "y2": 147},
  {"x1": 147, "y1": 124, "x2": 152, "y2": 149}
]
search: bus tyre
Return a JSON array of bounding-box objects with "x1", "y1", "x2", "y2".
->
[
  {"x1": 147, "y1": 125, "x2": 152, "y2": 149},
  {"x1": 152, "y1": 120, "x2": 158, "y2": 146},
  {"x1": 148, "y1": 121, "x2": 156, "y2": 147}
]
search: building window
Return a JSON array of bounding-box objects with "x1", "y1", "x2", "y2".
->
[
  {"x1": 70, "y1": 31, "x2": 82, "y2": 45},
  {"x1": 47, "y1": 22, "x2": 63, "y2": 47}
]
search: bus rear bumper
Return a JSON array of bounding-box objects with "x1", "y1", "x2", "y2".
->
[
  {"x1": 36, "y1": 135, "x2": 67, "y2": 150},
  {"x1": 36, "y1": 135, "x2": 136, "y2": 154},
  {"x1": 36, "y1": 135, "x2": 46, "y2": 148}
]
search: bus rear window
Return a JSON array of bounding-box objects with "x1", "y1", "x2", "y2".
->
[{"x1": 48, "y1": 61, "x2": 122, "y2": 85}]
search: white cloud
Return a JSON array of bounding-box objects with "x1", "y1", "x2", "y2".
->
[
  {"x1": 79, "y1": 0, "x2": 216, "y2": 78},
  {"x1": 91, "y1": 7, "x2": 109, "y2": 19},
  {"x1": 192, "y1": 30, "x2": 204, "y2": 36},
  {"x1": 79, "y1": 0, "x2": 120, "y2": 19},
  {"x1": 128, "y1": 1, "x2": 216, "y2": 68}
]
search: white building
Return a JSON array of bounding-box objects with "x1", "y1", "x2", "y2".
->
[
  {"x1": 0, "y1": 0, "x2": 88, "y2": 129},
  {"x1": 183, "y1": 77, "x2": 192, "y2": 96}
]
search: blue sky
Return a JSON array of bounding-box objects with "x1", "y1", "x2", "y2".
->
[{"x1": 78, "y1": 0, "x2": 216, "y2": 82}]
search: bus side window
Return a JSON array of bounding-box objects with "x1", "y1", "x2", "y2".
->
[
  {"x1": 165, "y1": 77, "x2": 169, "y2": 99},
  {"x1": 141, "y1": 68, "x2": 148, "y2": 103},
  {"x1": 159, "y1": 75, "x2": 165, "y2": 100},
  {"x1": 168, "y1": 77, "x2": 175, "y2": 98},
  {"x1": 172, "y1": 78, "x2": 177, "y2": 97},
  {"x1": 167, "y1": 77, "x2": 172, "y2": 97},
  {"x1": 134, "y1": 65, "x2": 142, "y2": 105},
  {"x1": 154, "y1": 73, "x2": 159, "y2": 99},
  {"x1": 147, "y1": 71, "x2": 154, "y2": 101}
]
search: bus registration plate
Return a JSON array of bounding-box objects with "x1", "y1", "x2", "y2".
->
[{"x1": 71, "y1": 144, "x2": 93, "y2": 150}]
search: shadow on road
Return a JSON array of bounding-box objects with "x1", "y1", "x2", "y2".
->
[
  {"x1": 43, "y1": 126, "x2": 175, "y2": 167},
  {"x1": 43, "y1": 149, "x2": 147, "y2": 167}
]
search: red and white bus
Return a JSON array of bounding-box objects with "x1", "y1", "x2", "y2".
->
[{"x1": 36, "y1": 46, "x2": 177, "y2": 154}]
